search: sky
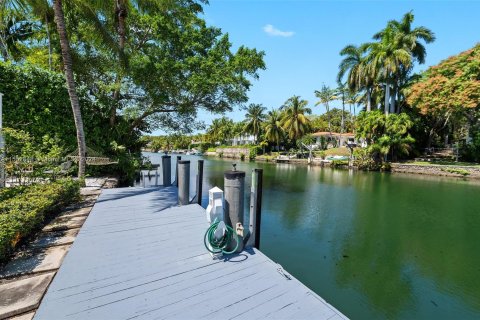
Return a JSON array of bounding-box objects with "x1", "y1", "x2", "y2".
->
[{"x1": 173, "y1": 0, "x2": 480, "y2": 133}]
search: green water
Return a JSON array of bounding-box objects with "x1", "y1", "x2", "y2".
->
[{"x1": 146, "y1": 153, "x2": 480, "y2": 319}]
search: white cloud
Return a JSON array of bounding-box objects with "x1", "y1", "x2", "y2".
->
[{"x1": 263, "y1": 24, "x2": 295, "y2": 37}]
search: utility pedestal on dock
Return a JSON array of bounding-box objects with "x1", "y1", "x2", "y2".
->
[
  {"x1": 224, "y1": 167, "x2": 245, "y2": 253},
  {"x1": 162, "y1": 155, "x2": 171, "y2": 186},
  {"x1": 178, "y1": 160, "x2": 190, "y2": 205}
]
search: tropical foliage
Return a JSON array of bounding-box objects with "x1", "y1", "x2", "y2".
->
[
  {"x1": 0, "y1": 0, "x2": 265, "y2": 181},
  {"x1": 280, "y1": 96, "x2": 311, "y2": 140},
  {"x1": 243, "y1": 104, "x2": 266, "y2": 143},
  {"x1": 338, "y1": 11, "x2": 435, "y2": 114},
  {"x1": 0, "y1": 178, "x2": 80, "y2": 262}
]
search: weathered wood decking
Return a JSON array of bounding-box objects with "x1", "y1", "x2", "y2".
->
[{"x1": 34, "y1": 186, "x2": 347, "y2": 319}]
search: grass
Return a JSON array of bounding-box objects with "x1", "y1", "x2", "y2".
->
[
  {"x1": 314, "y1": 147, "x2": 351, "y2": 158},
  {"x1": 441, "y1": 168, "x2": 471, "y2": 176},
  {"x1": 408, "y1": 160, "x2": 480, "y2": 167}
]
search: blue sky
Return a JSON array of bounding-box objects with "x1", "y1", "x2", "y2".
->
[{"x1": 193, "y1": 0, "x2": 480, "y2": 130}]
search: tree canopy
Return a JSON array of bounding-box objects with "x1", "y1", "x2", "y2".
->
[{"x1": 406, "y1": 43, "x2": 480, "y2": 114}]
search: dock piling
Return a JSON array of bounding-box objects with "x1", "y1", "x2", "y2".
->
[
  {"x1": 178, "y1": 160, "x2": 190, "y2": 205},
  {"x1": 196, "y1": 160, "x2": 204, "y2": 205},
  {"x1": 162, "y1": 155, "x2": 171, "y2": 186},
  {"x1": 175, "y1": 156, "x2": 181, "y2": 186},
  {"x1": 249, "y1": 169, "x2": 263, "y2": 249},
  {"x1": 224, "y1": 167, "x2": 245, "y2": 253}
]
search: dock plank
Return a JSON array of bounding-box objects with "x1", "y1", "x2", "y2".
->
[{"x1": 34, "y1": 186, "x2": 347, "y2": 320}]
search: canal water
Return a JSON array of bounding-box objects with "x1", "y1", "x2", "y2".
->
[{"x1": 142, "y1": 152, "x2": 480, "y2": 319}]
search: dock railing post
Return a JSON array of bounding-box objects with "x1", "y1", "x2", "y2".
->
[
  {"x1": 224, "y1": 165, "x2": 245, "y2": 253},
  {"x1": 196, "y1": 160, "x2": 204, "y2": 205},
  {"x1": 175, "y1": 155, "x2": 181, "y2": 186},
  {"x1": 162, "y1": 155, "x2": 171, "y2": 186},
  {"x1": 178, "y1": 160, "x2": 190, "y2": 205},
  {"x1": 248, "y1": 169, "x2": 263, "y2": 249}
]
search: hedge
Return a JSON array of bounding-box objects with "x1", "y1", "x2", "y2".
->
[{"x1": 0, "y1": 179, "x2": 80, "y2": 263}]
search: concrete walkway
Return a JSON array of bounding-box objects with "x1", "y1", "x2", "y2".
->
[{"x1": 0, "y1": 178, "x2": 117, "y2": 320}]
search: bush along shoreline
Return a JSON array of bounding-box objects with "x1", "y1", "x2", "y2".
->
[{"x1": 0, "y1": 179, "x2": 80, "y2": 264}]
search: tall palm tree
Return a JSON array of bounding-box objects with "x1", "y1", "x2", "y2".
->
[
  {"x1": 314, "y1": 84, "x2": 337, "y2": 135},
  {"x1": 337, "y1": 44, "x2": 374, "y2": 112},
  {"x1": 264, "y1": 109, "x2": 284, "y2": 151},
  {"x1": 10, "y1": 0, "x2": 128, "y2": 178},
  {"x1": 280, "y1": 96, "x2": 311, "y2": 140},
  {"x1": 367, "y1": 26, "x2": 412, "y2": 115},
  {"x1": 371, "y1": 11, "x2": 435, "y2": 114},
  {"x1": 52, "y1": 0, "x2": 86, "y2": 177},
  {"x1": 243, "y1": 103, "x2": 266, "y2": 144},
  {"x1": 336, "y1": 83, "x2": 348, "y2": 133}
]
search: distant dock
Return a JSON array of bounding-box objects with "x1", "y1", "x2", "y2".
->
[{"x1": 34, "y1": 186, "x2": 347, "y2": 319}]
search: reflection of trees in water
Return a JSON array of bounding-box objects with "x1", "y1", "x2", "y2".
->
[{"x1": 335, "y1": 174, "x2": 480, "y2": 317}]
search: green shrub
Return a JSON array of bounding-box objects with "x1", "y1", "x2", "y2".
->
[
  {"x1": 0, "y1": 179, "x2": 80, "y2": 262},
  {"x1": 353, "y1": 148, "x2": 382, "y2": 171},
  {"x1": 240, "y1": 153, "x2": 246, "y2": 161},
  {"x1": 249, "y1": 146, "x2": 261, "y2": 160},
  {"x1": 330, "y1": 160, "x2": 349, "y2": 168}
]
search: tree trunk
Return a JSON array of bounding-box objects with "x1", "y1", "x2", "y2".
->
[
  {"x1": 366, "y1": 88, "x2": 371, "y2": 112},
  {"x1": 326, "y1": 103, "x2": 332, "y2": 135},
  {"x1": 341, "y1": 95, "x2": 345, "y2": 133},
  {"x1": 53, "y1": 0, "x2": 86, "y2": 178},
  {"x1": 384, "y1": 83, "x2": 390, "y2": 116},
  {"x1": 110, "y1": 0, "x2": 127, "y2": 127},
  {"x1": 390, "y1": 82, "x2": 397, "y2": 114}
]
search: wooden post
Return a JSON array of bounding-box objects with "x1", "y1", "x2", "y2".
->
[
  {"x1": 162, "y1": 155, "x2": 171, "y2": 186},
  {"x1": 249, "y1": 169, "x2": 263, "y2": 249},
  {"x1": 175, "y1": 155, "x2": 181, "y2": 186},
  {"x1": 178, "y1": 160, "x2": 190, "y2": 205},
  {"x1": 224, "y1": 167, "x2": 245, "y2": 253},
  {"x1": 196, "y1": 160, "x2": 204, "y2": 205}
]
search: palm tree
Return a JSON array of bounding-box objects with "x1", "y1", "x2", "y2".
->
[
  {"x1": 336, "y1": 83, "x2": 348, "y2": 133},
  {"x1": 367, "y1": 26, "x2": 412, "y2": 115},
  {"x1": 337, "y1": 44, "x2": 374, "y2": 112},
  {"x1": 314, "y1": 84, "x2": 337, "y2": 135},
  {"x1": 243, "y1": 103, "x2": 266, "y2": 144},
  {"x1": 207, "y1": 117, "x2": 234, "y2": 145},
  {"x1": 0, "y1": 9, "x2": 37, "y2": 61},
  {"x1": 280, "y1": 96, "x2": 311, "y2": 140},
  {"x1": 371, "y1": 11, "x2": 435, "y2": 114},
  {"x1": 51, "y1": 0, "x2": 86, "y2": 177},
  {"x1": 264, "y1": 109, "x2": 284, "y2": 151}
]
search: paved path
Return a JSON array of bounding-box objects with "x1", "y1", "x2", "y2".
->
[
  {"x1": 0, "y1": 188, "x2": 102, "y2": 320},
  {"x1": 34, "y1": 186, "x2": 347, "y2": 320}
]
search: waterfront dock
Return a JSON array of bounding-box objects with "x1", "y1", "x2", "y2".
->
[{"x1": 34, "y1": 186, "x2": 347, "y2": 319}]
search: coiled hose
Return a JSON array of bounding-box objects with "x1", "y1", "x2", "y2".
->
[{"x1": 204, "y1": 218, "x2": 239, "y2": 255}]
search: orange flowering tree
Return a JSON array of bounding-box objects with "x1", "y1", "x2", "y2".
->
[{"x1": 406, "y1": 44, "x2": 480, "y2": 146}]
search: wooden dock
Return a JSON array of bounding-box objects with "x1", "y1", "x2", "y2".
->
[{"x1": 34, "y1": 186, "x2": 347, "y2": 319}]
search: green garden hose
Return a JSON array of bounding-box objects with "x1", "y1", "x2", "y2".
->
[{"x1": 204, "y1": 218, "x2": 239, "y2": 255}]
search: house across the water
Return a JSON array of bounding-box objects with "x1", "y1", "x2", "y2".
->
[{"x1": 312, "y1": 131, "x2": 360, "y2": 148}]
